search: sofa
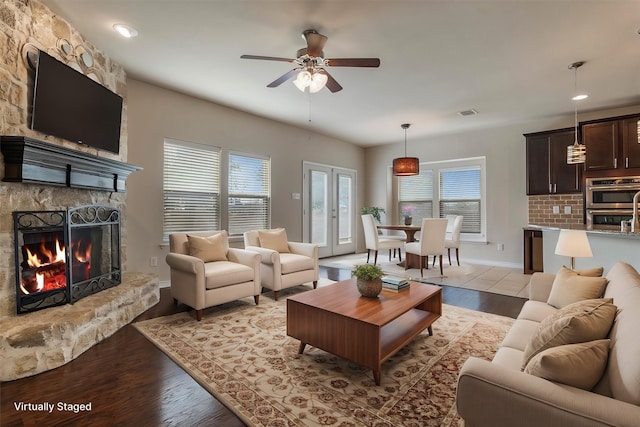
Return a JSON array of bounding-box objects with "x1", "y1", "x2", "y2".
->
[{"x1": 457, "y1": 261, "x2": 640, "y2": 427}]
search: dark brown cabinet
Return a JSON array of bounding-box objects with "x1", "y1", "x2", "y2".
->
[
  {"x1": 583, "y1": 114, "x2": 640, "y2": 171},
  {"x1": 525, "y1": 128, "x2": 582, "y2": 195}
]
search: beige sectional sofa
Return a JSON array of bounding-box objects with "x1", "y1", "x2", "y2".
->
[{"x1": 457, "y1": 261, "x2": 640, "y2": 427}]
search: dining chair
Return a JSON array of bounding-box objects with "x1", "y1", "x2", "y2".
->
[
  {"x1": 433, "y1": 215, "x2": 464, "y2": 266},
  {"x1": 405, "y1": 218, "x2": 448, "y2": 277},
  {"x1": 361, "y1": 214, "x2": 404, "y2": 265}
]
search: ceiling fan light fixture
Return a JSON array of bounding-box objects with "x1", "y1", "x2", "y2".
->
[
  {"x1": 393, "y1": 123, "x2": 419, "y2": 176},
  {"x1": 293, "y1": 71, "x2": 312, "y2": 92},
  {"x1": 308, "y1": 72, "x2": 328, "y2": 93}
]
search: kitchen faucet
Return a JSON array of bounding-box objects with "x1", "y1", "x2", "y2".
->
[{"x1": 632, "y1": 190, "x2": 640, "y2": 233}]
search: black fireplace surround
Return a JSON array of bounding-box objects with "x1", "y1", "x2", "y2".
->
[
  {"x1": 14, "y1": 205, "x2": 122, "y2": 314},
  {"x1": 1, "y1": 136, "x2": 142, "y2": 314}
]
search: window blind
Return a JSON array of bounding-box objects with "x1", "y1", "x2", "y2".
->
[
  {"x1": 439, "y1": 166, "x2": 481, "y2": 233},
  {"x1": 163, "y1": 139, "x2": 220, "y2": 240},
  {"x1": 399, "y1": 169, "x2": 433, "y2": 221},
  {"x1": 228, "y1": 152, "x2": 271, "y2": 235}
]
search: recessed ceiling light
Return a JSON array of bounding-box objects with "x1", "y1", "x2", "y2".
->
[
  {"x1": 113, "y1": 24, "x2": 138, "y2": 38},
  {"x1": 572, "y1": 94, "x2": 588, "y2": 101}
]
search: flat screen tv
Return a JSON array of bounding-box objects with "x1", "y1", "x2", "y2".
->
[{"x1": 30, "y1": 50, "x2": 123, "y2": 154}]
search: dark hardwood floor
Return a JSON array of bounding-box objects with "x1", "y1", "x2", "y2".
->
[{"x1": 0, "y1": 265, "x2": 526, "y2": 427}]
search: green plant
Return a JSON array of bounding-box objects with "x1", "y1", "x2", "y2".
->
[
  {"x1": 351, "y1": 263, "x2": 384, "y2": 281},
  {"x1": 360, "y1": 207, "x2": 385, "y2": 223}
]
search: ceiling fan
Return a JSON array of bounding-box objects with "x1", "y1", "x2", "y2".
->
[{"x1": 241, "y1": 29, "x2": 380, "y2": 93}]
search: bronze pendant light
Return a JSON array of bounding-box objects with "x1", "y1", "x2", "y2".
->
[{"x1": 393, "y1": 123, "x2": 419, "y2": 176}]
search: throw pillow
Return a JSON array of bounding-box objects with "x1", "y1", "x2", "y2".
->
[
  {"x1": 572, "y1": 266, "x2": 604, "y2": 277},
  {"x1": 524, "y1": 339, "x2": 610, "y2": 390},
  {"x1": 547, "y1": 266, "x2": 608, "y2": 309},
  {"x1": 187, "y1": 232, "x2": 228, "y2": 262},
  {"x1": 258, "y1": 228, "x2": 290, "y2": 253},
  {"x1": 521, "y1": 298, "x2": 617, "y2": 369}
]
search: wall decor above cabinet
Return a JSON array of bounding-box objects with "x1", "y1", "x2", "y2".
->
[
  {"x1": 582, "y1": 113, "x2": 640, "y2": 173},
  {"x1": 525, "y1": 128, "x2": 582, "y2": 195}
]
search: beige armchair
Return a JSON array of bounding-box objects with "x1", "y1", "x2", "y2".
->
[
  {"x1": 166, "y1": 230, "x2": 261, "y2": 321},
  {"x1": 243, "y1": 228, "x2": 318, "y2": 301}
]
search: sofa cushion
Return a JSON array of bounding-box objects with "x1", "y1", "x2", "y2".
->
[
  {"x1": 258, "y1": 228, "x2": 290, "y2": 253},
  {"x1": 524, "y1": 339, "x2": 610, "y2": 390},
  {"x1": 279, "y1": 253, "x2": 314, "y2": 274},
  {"x1": 204, "y1": 261, "x2": 254, "y2": 289},
  {"x1": 500, "y1": 318, "x2": 540, "y2": 352},
  {"x1": 521, "y1": 298, "x2": 616, "y2": 369},
  {"x1": 547, "y1": 266, "x2": 607, "y2": 309},
  {"x1": 187, "y1": 232, "x2": 228, "y2": 262},
  {"x1": 517, "y1": 300, "x2": 558, "y2": 323}
]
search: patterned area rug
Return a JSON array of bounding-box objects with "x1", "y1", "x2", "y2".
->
[{"x1": 134, "y1": 293, "x2": 513, "y2": 426}]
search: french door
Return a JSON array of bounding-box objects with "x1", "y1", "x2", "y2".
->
[{"x1": 303, "y1": 162, "x2": 356, "y2": 258}]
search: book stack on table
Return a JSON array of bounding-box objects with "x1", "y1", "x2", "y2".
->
[{"x1": 381, "y1": 275, "x2": 410, "y2": 292}]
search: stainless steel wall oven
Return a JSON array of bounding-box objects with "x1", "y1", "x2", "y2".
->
[{"x1": 585, "y1": 176, "x2": 640, "y2": 229}]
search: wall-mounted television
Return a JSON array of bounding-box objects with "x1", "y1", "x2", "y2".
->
[{"x1": 30, "y1": 50, "x2": 123, "y2": 154}]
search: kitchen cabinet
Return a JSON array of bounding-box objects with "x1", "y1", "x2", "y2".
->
[
  {"x1": 525, "y1": 128, "x2": 582, "y2": 195},
  {"x1": 583, "y1": 114, "x2": 640, "y2": 171}
]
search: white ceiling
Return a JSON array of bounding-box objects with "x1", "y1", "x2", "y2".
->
[{"x1": 40, "y1": 0, "x2": 640, "y2": 147}]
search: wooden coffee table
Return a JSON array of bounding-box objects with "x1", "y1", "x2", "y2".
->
[{"x1": 286, "y1": 278, "x2": 442, "y2": 385}]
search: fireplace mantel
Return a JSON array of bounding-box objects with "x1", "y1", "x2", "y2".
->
[{"x1": 1, "y1": 136, "x2": 141, "y2": 192}]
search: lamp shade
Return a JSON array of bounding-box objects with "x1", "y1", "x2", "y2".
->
[
  {"x1": 567, "y1": 143, "x2": 586, "y2": 164},
  {"x1": 555, "y1": 229, "x2": 593, "y2": 258},
  {"x1": 393, "y1": 157, "x2": 419, "y2": 176}
]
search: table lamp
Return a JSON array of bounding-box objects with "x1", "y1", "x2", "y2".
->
[{"x1": 554, "y1": 229, "x2": 593, "y2": 270}]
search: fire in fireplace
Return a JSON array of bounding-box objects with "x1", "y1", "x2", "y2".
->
[{"x1": 14, "y1": 205, "x2": 121, "y2": 314}]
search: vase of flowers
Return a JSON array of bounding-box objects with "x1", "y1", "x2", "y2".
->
[
  {"x1": 351, "y1": 264, "x2": 384, "y2": 298},
  {"x1": 402, "y1": 206, "x2": 416, "y2": 225}
]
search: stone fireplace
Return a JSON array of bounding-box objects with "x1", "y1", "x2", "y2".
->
[
  {"x1": 14, "y1": 205, "x2": 121, "y2": 314},
  {"x1": 0, "y1": 0, "x2": 160, "y2": 381}
]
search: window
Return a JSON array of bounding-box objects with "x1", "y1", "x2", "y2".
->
[
  {"x1": 398, "y1": 157, "x2": 486, "y2": 241},
  {"x1": 163, "y1": 139, "x2": 220, "y2": 241},
  {"x1": 439, "y1": 166, "x2": 481, "y2": 233},
  {"x1": 398, "y1": 169, "x2": 433, "y2": 223},
  {"x1": 228, "y1": 152, "x2": 271, "y2": 235}
]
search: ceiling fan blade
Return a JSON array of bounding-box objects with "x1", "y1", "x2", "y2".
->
[
  {"x1": 303, "y1": 30, "x2": 328, "y2": 57},
  {"x1": 241, "y1": 54, "x2": 295, "y2": 63},
  {"x1": 326, "y1": 58, "x2": 381, "y2": 67},
  {"x1": 318, "y1": 69, "x2": 343, "y2": 93},
  {"x1": 267, "y1": 68, "x2": 301, "y2": 88}
]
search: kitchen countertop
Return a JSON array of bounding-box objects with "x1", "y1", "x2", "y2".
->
[{"x1": 525, "y1": 224, "x2": 640, "y2": 239}]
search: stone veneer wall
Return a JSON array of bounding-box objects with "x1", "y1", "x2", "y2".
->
[
  {"x1": 528, "y1": 194, "x2": 584, "y2": 227},
  {"x1": 0, "y1": 0, "x2": 130, "y2": 319}
]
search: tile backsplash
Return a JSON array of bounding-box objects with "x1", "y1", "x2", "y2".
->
[{"x1": 528, "y1": 194, "x2": 584, "y2": 227}]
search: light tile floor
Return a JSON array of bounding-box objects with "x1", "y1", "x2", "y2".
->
[{"x1": 319, "y1": 253, "x2": 531, "y2": 298}]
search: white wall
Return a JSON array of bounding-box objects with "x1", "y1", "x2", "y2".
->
[
  {"x1": 364, "y1": 105, "x2": 640, "y2": 268},
  {"x1": 125, "y1": 79, "x2": 365, "y2": 282}
]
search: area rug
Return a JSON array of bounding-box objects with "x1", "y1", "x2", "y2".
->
[
  {"x1": 134, "y1": 293, "x2": 514, "y2": 426},
  {"x1": 320, "y1": 253, "x2": 530, "y2": 298}
]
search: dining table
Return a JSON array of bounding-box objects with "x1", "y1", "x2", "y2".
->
[
  {"x1": 376, "y1": 224, "x2": 421, "y2": 242},
  {"x1": 376, "y1": 224, "x2": 422, "y2": 269}
]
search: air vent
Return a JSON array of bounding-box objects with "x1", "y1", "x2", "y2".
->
[{"x1": 458, "y1": 109, "x2": 478, "y2": 117}]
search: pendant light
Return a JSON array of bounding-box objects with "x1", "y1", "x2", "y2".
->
[
  {"x1": 393, "y1": 123, "x2": 419, "y2": 176},
  {"x1": 567, "y1": 61, "x2": 587, "y2": 164}
]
